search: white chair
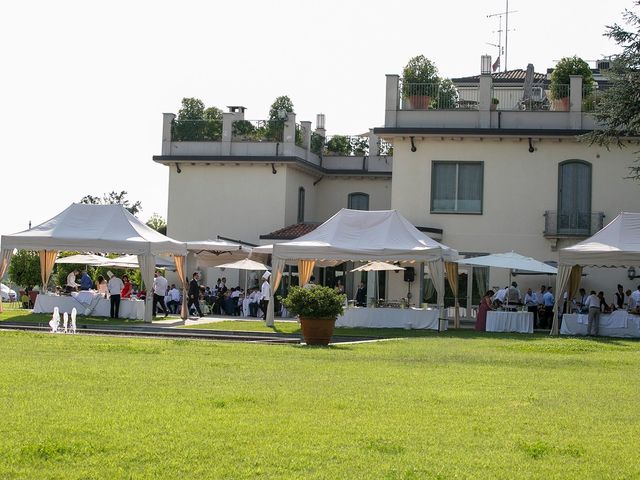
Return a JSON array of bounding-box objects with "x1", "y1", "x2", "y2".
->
[
  {"x1": 71, "y1": 308, "x2": 77, "y2": 334},
  {"x1": 63, "y1": 312, "x2": 69, "y2": 333},
  {"x1": 49, "y1": 306, "x2": 60, "y2": 333}
]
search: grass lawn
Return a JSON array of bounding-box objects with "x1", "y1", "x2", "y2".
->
[
  {"x1": 181, "y1": 319, "x2": 444, "y2": 338},
  {"x1": 0, "y1": 309, "x2": 145, "y2": 326},
  {"x1": 0, "y1": 330, "x2": 638, "y2": 479}
]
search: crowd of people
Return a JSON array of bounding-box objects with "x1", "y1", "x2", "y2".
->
[{"x1": 475, "y1": 281, "x2": 640, "y2": 335}]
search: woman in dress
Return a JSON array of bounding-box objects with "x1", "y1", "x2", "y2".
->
[
  {"x1": 475, "y1": 290, "x2": 494, "y2": 331},
  {"x1": 121, "y1": 275, "x2": 132, "y2": 299}
]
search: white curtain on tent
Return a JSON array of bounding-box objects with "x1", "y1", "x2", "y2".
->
[
  {"x1": 266, "y1": 258, "x2": 286, "y2": 327},
  {"x1": 0, "y1": 249, "x2": 13, "y2": 313},
  {"x1": 426, "y1": 259, "x2": 445, "y2": 320},
  {"x1": 551, "y1": 265, "x2": 573, "y2": 335},
  {"x1": 138, "y1": 254, "x2": 156, "y2": 323}
]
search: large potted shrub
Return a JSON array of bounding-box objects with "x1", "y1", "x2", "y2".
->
[
  {"x1": 549, "y1": 56, "x2": 594, "y2": 111},
  {"x1": 282, "y1": 286, "x2": 346, "y2": 345},
  {"x1": 402, "y1": 55, "x2": 440, "y2": 110}
]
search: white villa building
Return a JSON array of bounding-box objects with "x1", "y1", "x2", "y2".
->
[{"x1": 154, "y1": 60, "x2": 640, "y2": 308}]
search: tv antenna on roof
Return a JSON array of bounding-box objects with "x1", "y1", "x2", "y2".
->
[{"x1": 487, "y1": 0, "x2": 517, "y2": 72}]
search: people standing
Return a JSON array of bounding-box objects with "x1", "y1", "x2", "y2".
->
[
  {"x1": 107, "y1": 272, "x2": 124, "y2": 319},
  {"x1": 260, "y1": 271, "x2": 271, "y2": 320},
  {"x1": 188, "y1": 272, "x2": 203, "y2": 318},
  {"x1": 355, "y1": 282, "x2": 367, "y2": 306},
  {"x1": 585, "y1": 290, "x2": 601, "y2": 336},
  {"x1": 542, "y1": 286, "x2": 555, "y2": 329},
  {"x1": 97, "y1": 275, "x2": 108, "y2": 297},
  {"x1": 613, "y1": 284, "x2": 625, "y2": 310},
  {"x1": 475, "y1": 290, "x2": 494, "y2": 331},
  {"x1": 121, "y1": 275, "x2": 132, "y2": 299},
  {"x1": 152, "y1": 271, "x2": 169, "y2": 318},
  {"x1": 524, "y1": 288, "x2": 538, "y2": 326}
]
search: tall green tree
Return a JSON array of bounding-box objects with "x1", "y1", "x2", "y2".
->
[
  {"x1": 172, "y1": 97, "x2": 223, "y2": 141},
  {"x1": 8, "y1": 250, "x2": 41, "y2": 289},
  {"x1": 80, "y1": 191, "x2": 142, "y2": 216},
  {"x1": 265, "y1": 95, "x2": 295, "y2": 141},
  {"x1": 587, "y1": 1, "x2": 640, "y2": 180}
]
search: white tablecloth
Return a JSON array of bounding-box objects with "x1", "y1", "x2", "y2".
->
[
  {"x1": 486, "y1": 311, "x2": 533, "y2": 333},
  {"x1": 561, "y1": 312, "x2": 640, "y2": 338},
  {"x1": 337, "y1": 307, "x2": 443, "y2": 330},
  {"x1": 33, "y1": 293, "x2": 145, "y2": 320}
]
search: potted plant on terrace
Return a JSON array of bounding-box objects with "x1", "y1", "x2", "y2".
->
[
  {"x1": 282, "y1": 285, "x2": 346, "y2": 345},
  {"x1": 491, "y1": 97, "x2": 499, "y2": 111},
  {"x1": 549, "y1": 56, "x2": 594, "y2": 111},
  {"x1": 402, "y1": 55, "x2": 440, "y2": 110}
]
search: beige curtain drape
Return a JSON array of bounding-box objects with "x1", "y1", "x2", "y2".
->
[
  {"x1": 266, "y1": 258, "x2": 286, "y2": 327},
  {"x1": 174, "y1": 255, "x2": 188, "y2": 320},
  {"x1": 567, "y1": 265, "x2": 583, "y2": 302},
  {"x1": 0, "y1": 249, "x2": 14, "y2": 313},
  {"x1": 426, "y1": 259, "x2": 445, "y2": 323},
  {"x1": 39, "y1": 250, "x2": 58, "y2": 292},
  {"x1": 445, "y1": 261, "x2": 460, "y2": 328},
  {"x1": 138, "y1": 254, "x2": 156, "y2": 323},
  {"x1": 551, "y1": 264, "x2": 574, "y2": 335},
  {"x1": 298, "y1": 260, "x2": 316, "y2": 286}
]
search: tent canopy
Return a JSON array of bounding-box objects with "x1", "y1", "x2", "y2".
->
[
  {"x1": 273, "y1": 209, "x2": 458, "y2": 262},
  {"x1": 456, "y1": 251, "x2": 558, "y2": 274},
  {"x1": 559, "y1": 212, "x2": 640, "y2": 266},
  {"x1": 1, "y1": 203, "x2": 186, "y2": 256}
]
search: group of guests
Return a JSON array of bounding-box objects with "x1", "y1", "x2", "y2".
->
[
  {"x1": 65, "y1": 269, "x2": 134, "y2": 319},
  {"x1": 475, "y1": 281, "x2": 640, "y2": 335}
]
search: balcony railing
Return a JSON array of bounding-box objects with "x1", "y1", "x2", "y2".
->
[
  {"x1": 399, "y1": 81, "x2": 459, "y2": 110},
  {"x1": 231, "y1": 119, "x2": 284, "y2": 142},
  {"x1": 544, "y1": 211, "x2": 605, "y2": 237},
  {"x1": 582, "y1": 87, "x2": 603, "y2": 113}
]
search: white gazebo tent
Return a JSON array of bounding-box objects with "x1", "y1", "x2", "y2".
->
[
  {"x1": 0, "y1": 203, "x2": 188, "y2": 321},
  {"x1": 267, "y1": 209, "x2": 459, "y2": 326},
  {"x1": 553, "y1": 211, "x2": 640, "y2": 335}
]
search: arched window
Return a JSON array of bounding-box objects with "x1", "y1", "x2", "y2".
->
[
  {"x1": 558, "y1": 160, "x2": 592, "y2": 235},
  {"x1": 348, "y1": 192, "x2": 369, "y2": 211},
  {"x1": 297, "y1": 187, "x2": 305, "y2": 223}
]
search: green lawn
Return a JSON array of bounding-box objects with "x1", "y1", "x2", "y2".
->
[
  {"x1": 0, "y1": 309, "x2": 145, "y2": 326},
  {"x1": 0, "y1": 330, "x2": 638, "y2": 478}
]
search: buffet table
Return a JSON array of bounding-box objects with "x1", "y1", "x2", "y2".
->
[
  {"x1": 561, "y1": 311, "x2": 640, "y2": 338},
  {"x1": 33, "y1": 293, "x2": 145, "y2": 320},
  {"x1": 337, "y1": 307, "x2": 443, "y2": 330},
  {"x1": 486, "y1": 311, "x2": 534, "y2": 334}
]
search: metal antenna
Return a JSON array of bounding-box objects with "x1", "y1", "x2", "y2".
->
[{"x1": 487, "y1": 0, "x2": 517, "y2": 71}]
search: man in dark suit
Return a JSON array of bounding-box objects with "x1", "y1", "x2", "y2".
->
[{"x1": 188, "y1": 272, "x2": 203, "y2": 318}]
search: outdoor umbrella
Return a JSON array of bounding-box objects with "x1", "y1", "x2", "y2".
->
[
  {"x1": 55, "y1": 254, "x2": 109, "y2": 265},
  {"x1": 215, "y1": 258, "x2": 271, "y2": 296},
  {"x1": 456, "y1": 251, "x2": 557, "y2": 307}
]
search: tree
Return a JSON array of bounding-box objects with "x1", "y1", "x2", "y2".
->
[
  {"x1": 549, "y1": 56, "x2": 594, "y2": 99},
  {"x1": 80, "y1": 191, "x2": 142, "y2": 216},
  {"x1": 586, "y1": 1, "x2": 640, "y2": 180},
  {"x1": 265, "y1": 95, "x2": 295, "y2": 141},
  {"x1": 172, "y1": 97, "x2": 223, "y2": 141},
  {"x1": 146, "y1": 213, "x2": 167, "y2": 235},
  {"x1": 8, "y1": 250, "x2": 41, "y2": 289}
]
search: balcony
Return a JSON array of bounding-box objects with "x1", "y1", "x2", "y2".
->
[
  {"x1": 384, "y1": 74, "x2": 597, "y2": 131},
  {"x1": 543, "y1": 211, "x2": 605, "y2": 237}
]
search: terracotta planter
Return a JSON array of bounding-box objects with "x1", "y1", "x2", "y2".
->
[
  {"x1": 299, "y1": 316, "x2": 336, "y2": 345},
  {"x1": 408, "y1": 95, "x2": 431, "y2": 110},
  {"x1": 552, "y1": 97, "x2": 570, "y2": 111}
]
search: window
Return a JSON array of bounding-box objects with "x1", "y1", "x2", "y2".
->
[
  {"x1": 431, "y1": 161, "x2": 483, "y2": 214},
  {"x1": 348, "y1": 192, "x2": 369, "y2": 211},
  {"x1": 297, "y1": 187, "x2": 305, "y2": 223},
  {"x1": 558, "y1": 160, "x2": 591, "y2": 235}
]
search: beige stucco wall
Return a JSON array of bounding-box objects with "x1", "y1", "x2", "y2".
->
[
  {"x1": 283, "y1": 166, "x2": 318, "y2": 225},
  {"x1": 166, "y1": 164, "x2": 287, "y2": 244},
  {"x1": 314, "y1": 177, "x2": 392, "y2": 220},
  {"x1": 390, "y1": 136, "x2": 640, "y2": 294}
]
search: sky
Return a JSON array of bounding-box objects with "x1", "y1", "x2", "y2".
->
[{"x1": 0, "y1": 0, "x2": 633, "y2": 236}]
